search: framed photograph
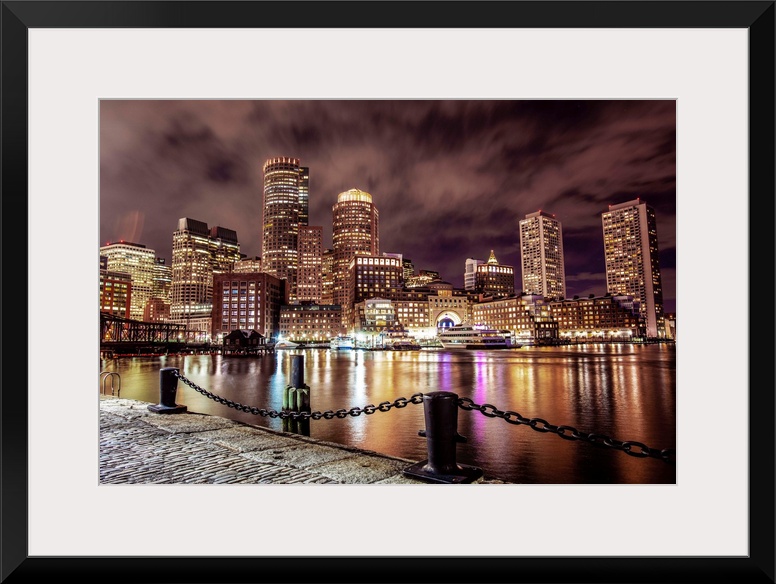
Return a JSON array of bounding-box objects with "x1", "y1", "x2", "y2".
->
[{"x1": 3, "y1": 1, "x2": 773, "y2": 583}]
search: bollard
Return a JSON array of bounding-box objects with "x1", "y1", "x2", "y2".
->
[
  {"x1": 281, "y1": 354, "x2": 310, "y2": 436},
  {"x1": 148, "y1": 367, "x2": 188, "y2": 414},
  {"x1": 290, "y1": 354, "x2": 304, "y2": 388},
  {"x1": 403, "y1": 391, "x2": 483, "y2": 484}
]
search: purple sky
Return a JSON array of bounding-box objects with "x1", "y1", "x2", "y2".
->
[{"x1": 100, "y1": 99, "x2": 676, "y2": 313}]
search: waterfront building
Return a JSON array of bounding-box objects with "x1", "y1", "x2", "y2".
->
[
  {"x1": 392, "y1": 299, "x2": 431, "y2": 338},
  {"x1": 170, "y1": 217, "x2": 241, "y2": 340},
  {"x1": 262, "y1": 157, "x2": 304, "y2": 300},
  {"x1": 332, "y1": 188, "x2": 380, "y2": 319},
  {"x1": 143, "y1": 297, "x2": 171, "y2": 323},
  {"x1": 99, "y1": 241, "x2": 156, "y2": 321},
  {"x1": 602, "y1": 199, "x2": 665, "y2": 338},
  {"x1": 471, "y1": 294, "x2": 558, "y2": 344},
  {"x1": 353, "y1": 298, "x2": 396, "y2": 340},
  {"x1": 428, "y1": 283, "x2": 472, "y2": 329},
  {"x1": 346, "y1": 254, "x2": 402, "y2": 330},
  {"x1": 99, "y1": 268, "x2": 132, "y2": 319},
  {"x1": 464, "y1": 258, "x2": 485, "y2": 291},
  {"x1": 233, "y1": 256, "x2": 262, "y2": 273},
  {"x1": 211, "y1": 271, "x2": 285, "y2": 342},
  {"x1": 279, "y1": 303, "x2": 343, "y2": 342},
  {"x1": 547, "y1": 294, "x2": 645, "y2": 341},
  {"x1": 519, "y1": 210, "x2": 566, "y2": 300},
  {"x1": 321, "y1": 248, "x2": 335, "y2": 305},
  {"x1": 474, "y1": 250, "x2": 515, "y2": 297},
  {"x1": 297, "y1": 225, "x2": 323, "y2": 303}
]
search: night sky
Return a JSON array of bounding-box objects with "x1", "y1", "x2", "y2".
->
[{"x1": 100, "y1": 99, "x2": 676, "y2": 313}]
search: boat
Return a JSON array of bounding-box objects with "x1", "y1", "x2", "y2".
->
[
  {"x1": 330, "y1": 335, "x2": 355, "y2": 350},
  {"x1": 274, "y1": 340, "x2": 300, "y2": 349},
  {"x1": 379, "y1": 322, "x2": 421, "y2": 350},
  {"x1": 391, "y1": 340, "x2": 421, "y2": 351},
  {"x1": 437, "y1": 324, "x2": 518, "y2": 350}
]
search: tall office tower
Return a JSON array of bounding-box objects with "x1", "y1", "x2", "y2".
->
[
  {"x1": 464, "y1": 258, "x2": 484, "y2": 290},
  {"x1": 332, "y1": 188, "x2": 379, "y2": 314},
  {"x1": 602, "y1": 198, "x2": 665, "y2": 338},
  {"x1": 209, "y1": 226, "x2": 241, "y2": 275},
  {"x1": 262, "y1": 157, "x2": 302, "y2": 299},
  {"x1": 297, "y1": 225, "x2": 323, "y2": 302},
  {"x1": 519, "y1": 210, "x2": 566, "y2": 300},
  {"x1": 402, "y1": 258, "x2": 415, "y2": 282},
  {"x1": 152, "y1": 257, "x2": 172, "y2": 302},
  {"x1": 474, "y1": 250, "x2": 515, "y2": 297},
  {"x1": 170, "y1": 217, "x2": 241, "y2": 337},
  {"x1": 321, "y1": 248, "x2": 335, "y2": 305},
  {"x1": 99, "y1": 241, "x2": 156, "y2": 320},
  {"x1": 298, "y1": 166, "x2": 310, "y2": 226}
]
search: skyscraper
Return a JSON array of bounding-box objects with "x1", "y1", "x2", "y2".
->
[
  {"x1": 298, "y1": 166, "x2": 310, "y2": 226},
  {"x1": 99, "y1": 241, "x2": 156, "y2": 320},
  {"x1": 297, "y1": 225, "x2": 323, "y2": 303},
  {"x1": 601, "y1": 198, "x2": 665, "y2": 338},
  {"x1": 519, "y1": 210, "x2": 566, "y2": 300},
  {"x1": 464, "y1": 258, "x2": 484, "y2": 291},
  {"x1": 332, "y1": 188, "x2": 379, "y2": 313},
  {"x1": 170, "y1": 217, "x2": 241, "y2": 339},
  {"x1": 474, "y1": 250, "x2": 515, "y2": 297},
  {"x1": 261, "y1": 157, "x2": 302, "y2": 298}
]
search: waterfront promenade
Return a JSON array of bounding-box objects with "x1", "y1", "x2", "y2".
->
[{"x1": 99, "y1": 396, "x2": 509, "y2": 485}]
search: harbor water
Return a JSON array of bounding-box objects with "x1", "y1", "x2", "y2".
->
[{"x1": 100, "y1": 344, "x2": 676, "y2": 484}]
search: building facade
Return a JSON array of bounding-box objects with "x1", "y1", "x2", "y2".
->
[
  {"x1": 99, "y1": 241, "x2": 156, "y2": 321},
  {"x1": 297, "y1": 225, "x2": 323, "y2": 303},
  {"x1": 519, "y1": 210, "x2": 566, "y2": 300},
  {"x1": 601, "y1": 198, "x2": 665, "y2": 338},
  {"x1": 233, "y1": 256, "x2": 262, "y2": 273},
  {"x1": 261, "y1": 157, "x2": 304, "y2": 299},
  {"x1": 474, "y1": 250, "x2": 515, "y2": 297},
  {"x1": 211, "y1": 272, "x2": 285, "y2": 341},
  {"x1": 321, "y1": 248, "x2": 335, "y2": 305},
  {"x1": 345, "y1": 254, "x2": 402, "y2": 330},
  {"x1": 464, "y1": 258, "x2": 484, "y2": 291},
  {"x1": 471, "y1": 294, "x2": 558, "y2": 344},
  {"x1": 170, "y1": 217, "x2": 241, "y2": 339},
  {"x1": 278, "y1": 303, "x2": 343, "y2": 342},
  {"x1": 548, "y1": 294, "x2": 645, "y2": 341},
  {"x1": 99, "y1": 268, "x2": 132, "y2": 319},
  {"x1": 332, "y1": 188, "x2": 379, "y2": 317}
]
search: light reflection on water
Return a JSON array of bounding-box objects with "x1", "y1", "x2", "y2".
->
[{"x1": 100, "y1": 344, "x2": 676, "y2": 484}]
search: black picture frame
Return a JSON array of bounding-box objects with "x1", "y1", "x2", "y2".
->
[{"x1": 2, "y1": 2, "x2": 773, "y2": 583}]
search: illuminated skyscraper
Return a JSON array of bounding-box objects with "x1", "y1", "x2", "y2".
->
[
  {"x1": 99, "y1": 240, "x2": 156, "y2": 320},
  {"x1": 297, "y1": 225, "x2": 323, "y2": 303},
  {"x1": 519, "y1": 210, "x2": 566, "y2": 300},
  {"x1": 332, "y1": 188, "x2": 379, "y2": 313},
  {"x1": 262, "y1": 157, "x2": 302, "y2": 298},
  {"x1": 298, "y1": 166, "x2": 310, "y2": 226},
  {"x1": 321, "y1": 248, "x2": 335, "y2": 305},
  {"x1": 601, "y1": 199, "x2": 665, "y2": 338},
  {"x1": 474, "y1": 250, "x2": 515, "y2": 297}
]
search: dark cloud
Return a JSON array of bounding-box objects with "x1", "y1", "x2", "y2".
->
[{"x1": 100, "y1": 99, "x2": 676, "y2": 312}]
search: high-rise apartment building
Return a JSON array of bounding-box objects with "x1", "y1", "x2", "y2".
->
[
  {"x1": 297, "y1": 225, "x2": 323, "y2": 303},
  {"x1": 261, "y1": 157, "x2": 303, "y2": 298},
  {"x1": 519, "y1": 210, "x2": 566, "y2": 300},
  {"x1": 99, "y1": 241, "x2": 156, "y2": 320},
  {"x1": 170, "y1": 217, "x2": 241, "y2": 339},
  {"x1": 332, "y1": 188, "x2": 379, "y2": 316},
  {"x1": 601, "y1": 198, "x2": 665, "y2": 338}
]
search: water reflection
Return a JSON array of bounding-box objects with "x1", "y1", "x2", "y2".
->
[{"x1": 101, "y1": 344, "x2": 676, "y2": 484}]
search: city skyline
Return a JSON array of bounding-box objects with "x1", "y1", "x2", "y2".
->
[{"x1": 100, "y1": 99, "x2": 676, "y2": 312}]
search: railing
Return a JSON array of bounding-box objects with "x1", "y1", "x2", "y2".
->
[
  {"x1": 147, "y1": 357, "x2": 676, "y2": 484},
  {"x1": 99, "y1": 371, "x2": 121, "y2": 396}
]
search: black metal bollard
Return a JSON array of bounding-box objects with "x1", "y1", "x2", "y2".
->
[
  {"x1": 148, "y1": 367, "x2": 188, "y2": 414},
  {"x1": 403, "y1": 391, "x2": 483, "y2": 484}
]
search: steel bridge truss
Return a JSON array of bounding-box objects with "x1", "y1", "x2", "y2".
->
[{"x1": 100, "y1": 312, "x2": 189, "y2": 344}]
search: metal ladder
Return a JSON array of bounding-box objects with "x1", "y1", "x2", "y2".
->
[{"x1": 100, "y1": 371, "x2": 121, "y2": 396}]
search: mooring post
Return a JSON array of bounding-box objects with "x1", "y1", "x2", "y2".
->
[
  {"x1": 281, "y1": 354, "x2": 310, "y2": 435},
  {"x1": 403, "y1": 391, "x2": 483, "y2": 484},
  {"x1": 148, "y1": 367, "x2": 188, "y2": 414}
]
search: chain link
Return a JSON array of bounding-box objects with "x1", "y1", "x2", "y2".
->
[
  {"x1": 173, "y1": 371, "x2": 422, "y2": 421},
  {"x1": 172, "y1": 371, "x2": 674, "y2": 464},
  {"x1": 457, "y1": 397, "x2": 676, "y2": 464}
]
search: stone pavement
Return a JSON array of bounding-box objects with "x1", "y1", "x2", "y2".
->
[{"x1": 99, "y1": 396, "x2": 509, "y2": 485}]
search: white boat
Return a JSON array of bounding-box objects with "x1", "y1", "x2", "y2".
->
[
  {"x1": 330, "y1": 335, "x2": 355, "y2": 350},
  {"x1": 437, "y1": 324, "x2": 517, "y2": 350},
  {"x1": 274, "y1": 340, "x2": 300, "y2": 349}
]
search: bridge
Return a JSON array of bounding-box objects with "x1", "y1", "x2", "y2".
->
[{"x1": 100, "y1": 312, "x2": 210, "y2": 356}]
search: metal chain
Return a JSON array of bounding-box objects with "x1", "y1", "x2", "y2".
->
[
  {"x1": 457, "y1": 397, "x2": 676, "y2": 464},
  {"x1": 173, "y1": 371, "x2": 423, "y2": 420}
]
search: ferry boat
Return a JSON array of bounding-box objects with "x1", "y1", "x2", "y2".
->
[
  {"x1": 330, "y1": 335, "x2": 355, "y2": 350},
  {"x1": 437, "y1": 324, "x2": 516, "y2": 350}
]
